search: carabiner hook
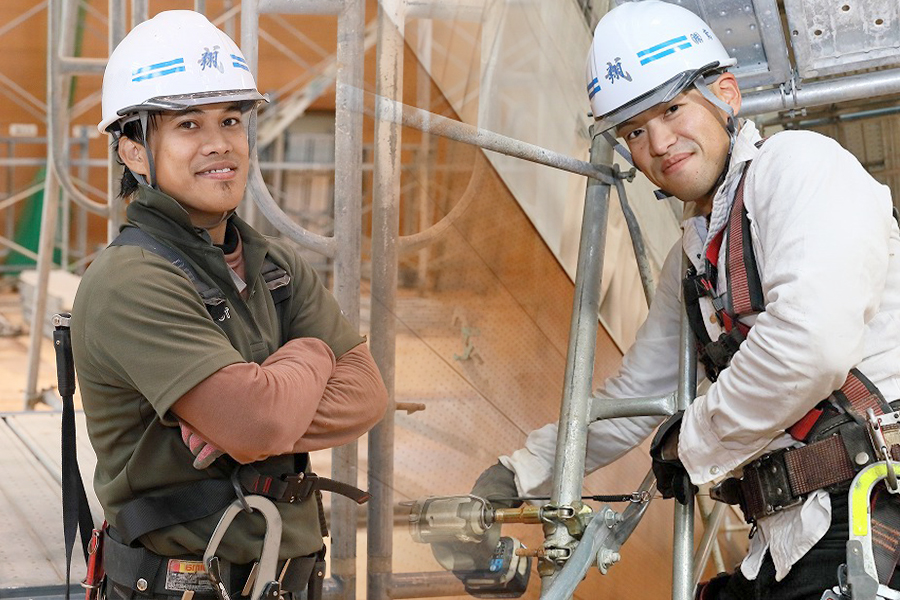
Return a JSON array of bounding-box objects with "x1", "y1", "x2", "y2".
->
[{"x1": 865, "y1": 409, "x2": 899, "y2": 494}]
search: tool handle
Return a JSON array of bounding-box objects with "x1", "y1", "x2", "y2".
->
[{"x1": 53, "y1": 313, "x2": 76, "y2": 398}]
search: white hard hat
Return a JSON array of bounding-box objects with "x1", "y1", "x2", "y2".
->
[
  {"x1": 98, "y1": 10, "x2": 266, "y2": 134},
  {"x1": 585, "y1": 1, "x2": 736, "y2": 132}
]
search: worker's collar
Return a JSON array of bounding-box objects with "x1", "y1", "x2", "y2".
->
[
  {"x1": 128, "y1": 184, "x2": 199, "y2": 234},
  {"x1": 126, "y1": 184, "x2": 269, "y2": 279},
  {"x1": 728, "y1": 118, "x2": 764, "y2": 171}
]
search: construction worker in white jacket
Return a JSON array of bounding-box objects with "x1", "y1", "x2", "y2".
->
[{"x1": 467, "y1": 2, "x2": 900, "y2": 598}]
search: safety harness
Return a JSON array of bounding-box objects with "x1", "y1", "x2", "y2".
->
[
  {"x1": 111, "y1": 226, "x2": 292, "y2": 341},
  {"x1": 682, "y1": 145, "x2": 900, "y2": 588},
  {"x1": 63, "y1": 225, "x2": 369, "y2": 600}
]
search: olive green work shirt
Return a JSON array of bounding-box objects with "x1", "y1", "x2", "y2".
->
[{"x1": 71, "y1": 185, "x2": 363, "y2": 563}]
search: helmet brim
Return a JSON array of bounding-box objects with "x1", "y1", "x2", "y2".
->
[
  {"x1": 103, "y1": 89, "x2": 268, "y2": 133},
  {"x1": 595, "y1": 60, "x2": 734, "y2": 134},
  {"x1": 118, "y1": 89, "x2": 267, "y2": 115}
]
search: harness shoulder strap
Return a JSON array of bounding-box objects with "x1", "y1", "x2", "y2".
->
[
  {"x1": 260, "y1": 257, "x2": 291, "y2": 303},
  {"x1": 682, "y1": 141, "x2": 767, "y2": 379},
  {"x1": 110, "y1": 227, "x2": 229, "y2": 322},
  {"x1": 260, "y1": 256, "x2": 292, "y2": 344},
  {"x1": 724, "y1": 161, "x2": 765, "y2": 317}
]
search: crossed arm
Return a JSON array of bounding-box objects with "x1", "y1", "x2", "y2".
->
[{"x1": 172, "y1": 338, "x2": 388, "y2": 464}]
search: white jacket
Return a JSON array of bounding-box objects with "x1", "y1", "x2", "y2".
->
[{"x1": 501, "y1": 120, "x2": 900, "y2": 580}]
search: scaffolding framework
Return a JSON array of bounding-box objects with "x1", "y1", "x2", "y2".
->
[{"x1": 21, "y1": 0, "x2": 900, "y2": 599}]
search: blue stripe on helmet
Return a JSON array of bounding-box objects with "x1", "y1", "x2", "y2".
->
[
  {"x1": 586, "y1": 77, "x2": 599, "y2": 93},
  {"x1": 230, "y1": 54, "x2": 247, "y2": 64},
  {"x1": 132, "y1": 65, "x2": 186, "y2": 82},
  {"x1": 132, "y1": 58, "x2": 185, "y2": 76},
  {"x1": 639, "y1": 48, "x2": 675, "y2": 66},
  {"x1": 588, "y1": 83, "x2": 601, "y2": 100},
  {"x1": 232, "y1": 62, "x2": 250, "y2": 72},
  {"x1": 637, "y1": 36, "x2": 688, "y2": 57}
]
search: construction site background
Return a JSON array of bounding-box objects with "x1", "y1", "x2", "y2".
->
[{"x1": 0, "y1": 0, "x2": 771, "y2": 597}]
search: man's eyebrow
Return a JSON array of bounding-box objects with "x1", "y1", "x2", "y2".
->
[
  {"x1": 169, "y1": 108, "x2": 203, "y2": 117},
  {"x1": 617, "y1": 119, "x2": 635, "y2": 131}
]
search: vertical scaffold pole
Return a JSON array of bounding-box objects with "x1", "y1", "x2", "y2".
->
[
  {"x1": 540, "y1": 127, "x2": 614, "y2": 591},
  {"x1": 369, "y1": 0, "x2": 405, "y2": 598},
  {"x1": 672, "y1": 261, "x2": 698, "y2": 600},
  {"x1": 330, "y1": 1, "x2": 366, "y2": 599}
]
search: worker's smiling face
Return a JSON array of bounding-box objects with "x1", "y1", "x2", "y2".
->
[
  {"x1": 118, "y1": 102, "x2": 249, "y2": 237},
  {"x1": 616, "y1": 74, "x2": 741, "y2": 214}
]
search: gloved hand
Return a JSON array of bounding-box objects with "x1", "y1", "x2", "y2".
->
[
  {"x1": 180, "y1": 422, "x2": 224, "y2": 470},
  {"x1": 649, "y1": 411, "x2": 697, "y2": 505},
  {"x1": 471, "y1": 461, "x2": 521, "y2": 509}
]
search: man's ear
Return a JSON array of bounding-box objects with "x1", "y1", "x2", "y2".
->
[
  {"x1": 117, "y1": 136, "x2": 150, "y2": 177},
  {"x1": 712, "y1": 72, "x2": 741, "y2": 117}
]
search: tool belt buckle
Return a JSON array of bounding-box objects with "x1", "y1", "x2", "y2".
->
[
  {"x1": 745, "y1": 451, "x2": 804, "y2": 519},
  {"x1": 865, "y1": 408, "x2": 900, "y2": 494},
  {"x1": 711, "y1": 451, "x2": 803, "y2": 524},
  {"x1": 283, "y1": 473, "x2": 316, "y2": 503}
]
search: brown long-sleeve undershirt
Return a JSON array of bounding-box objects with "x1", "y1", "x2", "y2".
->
[
  {"x1": 171, "y1": 231, "x2": 388, "y2": 463},
  {"x1": 173, "y1": 341, "x2": 386, "y2": 463}
]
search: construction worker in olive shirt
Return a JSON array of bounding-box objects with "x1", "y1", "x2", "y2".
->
[{"x1": 72, "y1": 11, "x2": 387, "y2": 600}]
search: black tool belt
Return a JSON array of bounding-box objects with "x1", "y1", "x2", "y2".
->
[
  {"x1": 103, "y1": 527, "x2": 324, "y2": 599},
  {"x1": 116, "y1": 465, "x2": 369, "y2": 546},
  {"x1": 710, "y1": 400, "x2": 900, "y2": 524}
]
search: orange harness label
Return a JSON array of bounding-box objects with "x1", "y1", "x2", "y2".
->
[{"x1": 165, "y1": 559, "x2": 222, "y2": 592}]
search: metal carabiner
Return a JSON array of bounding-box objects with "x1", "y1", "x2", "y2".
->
[
  {"x1": 866, "y1": 409, "x2": 900, "y2": 494},
  {"x1": 203, "y1": 495, "x2": 283, "y2": 600}
]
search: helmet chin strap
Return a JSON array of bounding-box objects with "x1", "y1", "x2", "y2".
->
[
  {"x1": 138, "y1": 111, "x2": 158, "y2": 189},
  {"x1": 205, "y1": 209, "x2": 237, "y2": 232},
  {"x1": 692, "y1": 78, "x2": 738, "y2": 199}
]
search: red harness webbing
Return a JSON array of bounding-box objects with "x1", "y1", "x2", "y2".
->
[
  {"x1": 726, "y1": 168, "x2": 757, "y2": 318},
  {"x1": 787, "y1": 370, "x2": 891, "y2": 441},
  {"x1": 704, "y1": 164, "x2": 754, "y2": 336}
]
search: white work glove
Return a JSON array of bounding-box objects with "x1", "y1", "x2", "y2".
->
[{"x1": 179, "y1": 422, "x2": 224, "y2": 470}]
